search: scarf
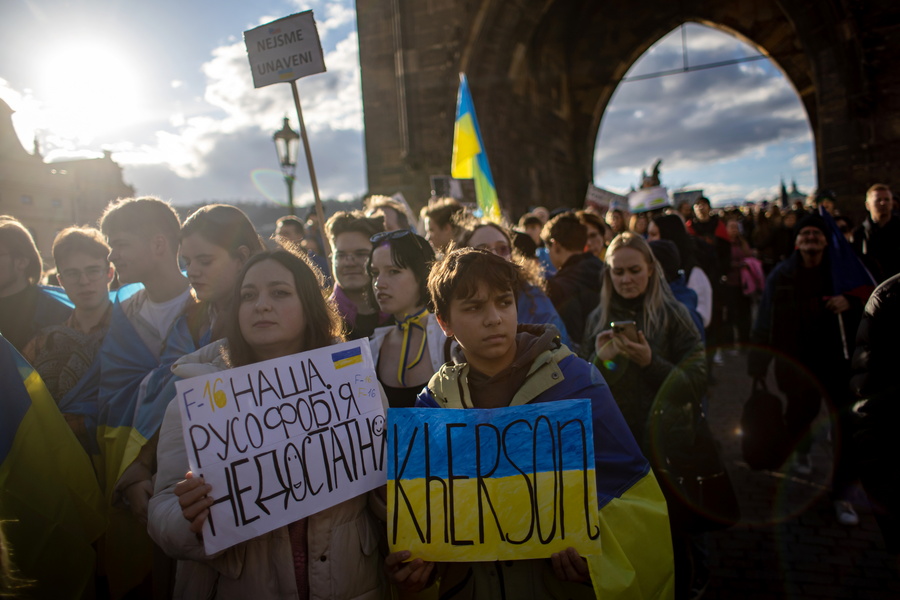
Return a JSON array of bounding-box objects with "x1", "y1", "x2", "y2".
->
[{"x1": 395, "y1": 307, "x2": 429, "y2": 386}]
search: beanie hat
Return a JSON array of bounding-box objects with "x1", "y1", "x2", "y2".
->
[{"x1": 793, "y1": 213, "x2": 828, "y2": 240}]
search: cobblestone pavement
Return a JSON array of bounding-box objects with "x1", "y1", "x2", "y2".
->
[{"x1": 700, "y1": 350, "x2": 899, "y2": 599}]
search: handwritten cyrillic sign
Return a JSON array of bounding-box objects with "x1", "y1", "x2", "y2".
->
[
  {"x1": 388, "y1": 399, "x2": 601, "y2": 561},
  {"x1": 175, "y1": 340, "x2": 386, "y2": 554}
]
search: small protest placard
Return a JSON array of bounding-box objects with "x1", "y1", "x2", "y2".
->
[
  {"x1": 628, "y1": 186, "x2": 670, "y2": 213},
  {"x1": 175, "y1": 340, "x2": 386, "y2": 555},
  {"x1": 584, "y1": 184, "x2": 627, "y2": 214},
  {"x1": 388, "y1": 399, "x2": 601, "y2": 561},
  {"x1": 244, "y1": 11, "x2": 326, "y2": 89}
]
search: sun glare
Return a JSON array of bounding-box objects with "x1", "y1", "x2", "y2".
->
[{"x1": 36, "y1": 39, "x2": 142, "y2": 141}]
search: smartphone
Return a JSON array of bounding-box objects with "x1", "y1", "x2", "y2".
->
[{"x1": 610, "y1": 320, "x2": 639, "y2": 343}]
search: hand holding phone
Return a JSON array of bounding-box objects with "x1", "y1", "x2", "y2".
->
[{"x1": 610, "y1": 320, "x2": 638, "y2": 343}]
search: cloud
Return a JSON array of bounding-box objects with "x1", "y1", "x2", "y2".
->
[
  {"x1": 790, "y1": 153, "x2": 811, "y2": 168},
  {"x1": 109, "y1": 6, "x2": 364, "y2": 204},
  {"x1": 595, "y1": 24, "x2": 812, "y2": 178}
]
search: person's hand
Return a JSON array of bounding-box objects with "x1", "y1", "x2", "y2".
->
[
  {"x1": 384, "y1": 550, "x2": 435, "y2": 592},
  {"x1": 124, "y1": 479, "x2": 154, "y2": 524},
  {"x1": 618, "y1": 331, "x2": 653, "y2": 367},
  {"x1": 595, "y1": 330, "x2": 619, "y2": 362},
  {"x1": 825, "y1": 295, "x2": 850, "y2": 314},
  {"x1": 175, "y1": 472, "x2": 213, "y2": 536},
  {"x1": 550, "y1": 547, "x2": 590, "y2": 583}
]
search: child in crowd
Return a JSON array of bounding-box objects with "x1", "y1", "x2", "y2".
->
[{"x1": 385, "y1": 247, "x2": 673, "y2": 599}]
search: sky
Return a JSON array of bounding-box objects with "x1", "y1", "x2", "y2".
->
[{"x1": 0, "y1": 3, "x2": 815, "y2": 210}]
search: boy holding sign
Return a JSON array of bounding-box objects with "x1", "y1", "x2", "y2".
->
[{"x1": 385, "y1": 248, "x2": 674, "y2": 599}]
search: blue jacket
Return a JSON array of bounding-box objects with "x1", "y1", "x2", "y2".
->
[
  {"x1": 414, "y1": 326, "x2": 674, "y2": 599},
  {"x1": 516, "y1": 284, "x2": 572, "y2": 349}
]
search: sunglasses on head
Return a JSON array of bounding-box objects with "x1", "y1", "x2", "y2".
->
[{"x1": 370, "y1": 229, "x2": 414, "y2": 244}]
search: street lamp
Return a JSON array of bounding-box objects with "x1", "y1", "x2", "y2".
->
[{"x1": 273, "y1": 116, "x2": 300, "y2": 215}]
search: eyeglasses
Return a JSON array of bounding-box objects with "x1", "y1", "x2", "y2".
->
[
  {"x1": 370, "y1": 229, "x2": 413, "y2": 244},
  {"x1": 333, "y1": 250, "x2": 371, "y2": 263},
  {"x1": 59, "y1": 265, "x2": 108, "y2": 283}
]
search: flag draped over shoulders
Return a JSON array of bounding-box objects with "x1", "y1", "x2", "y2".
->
[
  {"x1": 451, "y1": 73, "x2": 501, "y2": 222},
  {"x1": 0, "y1": 334, "x2": 105, "y2": 598},
  {"x1": 95, "y1": 284, "x2": 202, "y2": 598}
]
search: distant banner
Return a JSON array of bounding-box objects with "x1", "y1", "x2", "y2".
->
[
  {"x1": 628, "y1": 186, "x2": 670, "y2": 213},
  {"x1": 175, "y1": 340, "x2": 386, "y2": 555},
  {"x1": 584, "y1": 184, "x2": 626, "y2": 214},
  {"x1": 388, "y1": 399, "x2": 601, "y2": 561}
]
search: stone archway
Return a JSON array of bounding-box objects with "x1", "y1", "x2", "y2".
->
[{"x1": 357, "y1": 0, "x2": 897, "y2": 216}]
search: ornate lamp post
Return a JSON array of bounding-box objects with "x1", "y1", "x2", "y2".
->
[{"x1": 273, "y1": 116, "x2": 300, "y2": 215}]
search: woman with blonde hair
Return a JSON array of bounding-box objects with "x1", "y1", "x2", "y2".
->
[{"x1": 583, "y1": 231, "x2": 707, "y2": 599}]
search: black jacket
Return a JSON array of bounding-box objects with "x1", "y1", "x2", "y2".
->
[
  {"x1": 546, "y1": 252, "x2": 603, "y2": 350},
  {"x1": 851, "y1": 215, "x2": 900, "y2": 284}
]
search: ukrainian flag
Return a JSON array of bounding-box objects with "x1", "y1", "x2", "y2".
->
[
  {"x1": 95, "y1": 285, "x2": 203, "y2": 598},
  {"x1": 0, "y1": 335, "x2": 105, "y2": 598},
  {"x1": 333, "y1": 346, "x2": 363, "y2": 370},
  {"x1": 451, "y1": 73, "x2": 502, "y2": 222}
]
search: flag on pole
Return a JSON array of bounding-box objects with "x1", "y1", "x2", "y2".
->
[{"x1": 451, "y1": 73, "x2": 501, "y2": 222}]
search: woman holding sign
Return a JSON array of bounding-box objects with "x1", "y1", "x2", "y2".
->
[
  {"x1": 148, "y1": 249, "x2": 384, "y2": 599},
  {"x1": 368, "y1": 230, "x2": 445, "y2": 407},
  {"x1": 585, "y1": 232, "x2": 708, "y2": 599}
]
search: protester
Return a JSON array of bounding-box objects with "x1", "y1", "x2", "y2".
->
[
  {"x1": 606, "y1": 208, "x2": 627, "y2": 235},
  {"x1": 364, "y1": 195, "x2": 413, "y2": 232},
  {"x1": 274, "y1": 215, "x2": 305, "y2": 244},
  {"x1": 851, "y1": 272, "x2": 900, "y2": 554},
  {"x1": 148, "y1": 249, "x2": 384, "y2": 598},
  {"x1": 180, "y1": 204, "x2": 266, "y2": 343},
  {"x1": 577, "y1": 209, "x2": 608, "y2": 260},
  {"x1": 324, "y1": 210, "x2": 391, "y2": 339},
  {"x1": 458, "y1": 220, "x2": 572, "y2": 348},
  {"x1": 367, "y1": 230, "x2": 443, "y2": 407},
  {"x1": 97, "y1": 196, "x2": 193, "y2": 597},
  {"x1": 851, "y1": 184, "x2": 900, "y2": 284},
  {"x1": 649, "y1": 239, "x2": 704, "y2": 340},
  {"x1": 385, "y1": 247, "x2": 674, "y2": 599},
  {"x1": 722, "y1": 218, "x2": 754, "y2": 351},
  {"x1": 22, "y1": 227, "x2": 114, "y2": 452},
  {"x1": 0, "y1": 216, "x2": 72, "y2": 353},
  {"x1": 748, "y1": 213, "x2": 864, "y2": 526},
  {"x1": 276, "y1": 214, "x2": 330, "y2": 281},
  {"x1": 517, "y1": 212, "x2": 544, "y2": 247},
  {"x1": 584, "y1": 232, "x2": 707, "y2": 598},
  {"x1": 648, "y1": 214, "x2": 713, "y2": 329},
  {"x1": 629, "y1": 212, "x2": 650, "y2": 237},
  {"x1": 542, "y1": 212, "x2": 604, "y2": 353},
  {"x1": 421, "y1": 197, "x2": 464, "y2": 253}
]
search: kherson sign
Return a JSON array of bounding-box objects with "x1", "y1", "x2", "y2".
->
[
  {"x1": 175, "y1": 340, "x2": 386, "y2": 555},
  {"x1": 244, "y1": 10, "x2": 326, "y2": 89},
  {"x1": 388, "y1": 399, "x2": 602, "y2": 561}
]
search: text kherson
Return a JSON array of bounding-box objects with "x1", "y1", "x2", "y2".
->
[
  {"x1": 175, "y1": 340, "x2": 387, "y2": 555},
  {"x1": 387, "y1": 399, "x2": 602, "y2": 562}
]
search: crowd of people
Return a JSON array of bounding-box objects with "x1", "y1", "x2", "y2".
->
[{"x1": 0, "y1": 183, "x2": 898, "y2": 599}]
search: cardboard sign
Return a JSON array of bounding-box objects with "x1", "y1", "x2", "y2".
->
[
  {"x1": 244, "y1": 11, "x2": 326, "y2": 89},
  {"x1": 584, "y1": 184, "x2": 627, "y2": 215},
  {"x1": 175, "y1": 340, "x2": 386, "y2": 554},
  {"x1": 388, "y1": 399, "x2": 602, "y2": 561},
  {"x1": 628, "y1": 186, "x2": 670, "y2": 213}
]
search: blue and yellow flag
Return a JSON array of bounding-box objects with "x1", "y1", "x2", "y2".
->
[
  {"x1": 451, "y1": 73, "x2": 502, "y2": 222},
  {"x1": 0, "y1": 335, "x2": 105, "y2": 598}
]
